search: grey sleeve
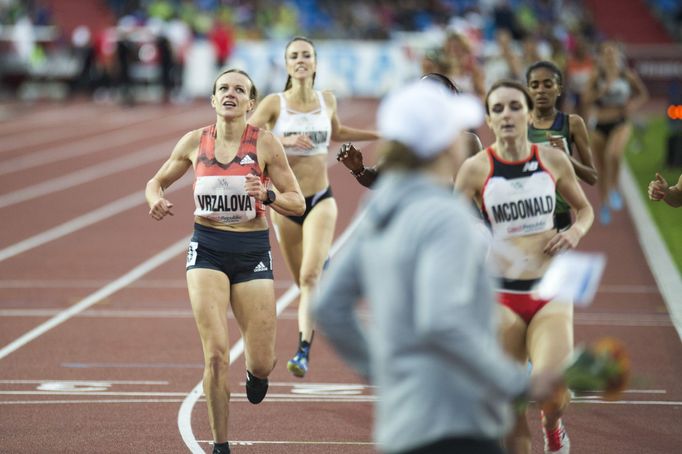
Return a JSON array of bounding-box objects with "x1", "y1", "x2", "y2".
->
[
  {"x1": 312, "y1": 235, "x2": 371, "y2": 380},
  {"x1": 413, "y1": 209, "x2": 529, "y2": 399}
]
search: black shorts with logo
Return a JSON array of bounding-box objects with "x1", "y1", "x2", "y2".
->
[{"x1": 186, "y1": 223, "x2": 273, "y2": 284}]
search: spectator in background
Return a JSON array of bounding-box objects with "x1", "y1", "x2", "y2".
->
[
  {"x1": 156, "y1": 30, "x2": 174, "y2": 103},
  {"x1": 70, "y1": 25, "x2": 97, "y2": 98},
  {"x1": 115, "y1": 26, "x2": 134, "y2": 106},
  {"x1": 565, "y1": 34, "x2": 595, "y2": 118},
  {"x1": 648, "y1": 172, "x2": 682, "y2": 207},
  {"x1": 209, "y1": 17, "x2": 234, "y2": 69}
]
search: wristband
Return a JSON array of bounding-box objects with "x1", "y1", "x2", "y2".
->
[{"x1": 351, "y1": 167, "x2": 366, "y2": 177}]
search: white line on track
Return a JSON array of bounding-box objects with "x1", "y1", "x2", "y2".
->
[
  {"x1": 199, "y1": 440, "x2": 375, "y2": 446},
  {"x1": 0, "y1": 278, "x2": 294, "y2": 289},
  {"x1": 1, "y1": 308, "x2": 673, "y2": 327},
  {"x1": 0, "y1": 108, "x2": 207, "y2": 175},
  {"x1": 0, "y1": 379, "x2": 168, "y2": 384},
  {"x1": 1, "y1": 399, "x2": 187, "y2": 405},
  {"x1": 621, "y1": 164, "x2": 682, "y2": 341},
  {"x1": 0, "y1": 105, "x2": 199, "y2": 155},
  {"x1": 0, "y1": 140, "x2": 175, "y2": 209},
  {"x1": 6, "y1": 397, "x2": 681, "y2": 407},
  {"x1": 0, "y1": 175, "x2": 191, "y2": 262},
  {"x1": 0, "y1": 391, "x2": 190, "y2": 396},
  {"x1": 177, "y1": 211, "x2": 365, "y2": 453},
  {"x1": 0, "y1": 237, "x2": 190, "y2": 361}
]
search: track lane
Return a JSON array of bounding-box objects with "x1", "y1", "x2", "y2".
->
[{"x1": 0, "y1": 99, "x2": 680, "y2": 453}]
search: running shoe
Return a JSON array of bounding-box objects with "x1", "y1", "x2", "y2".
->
[
  {"x1": 212, "y1": 442, "x2": 231, "y2": 454},
  {"x1": 599, "y1": 206, "x2": 611, "y2": 225},
  {"x1": 609, "y1": 190, "x2": 623, "y2": 211},
  {"x1": 543, "y1": 419, "x2": 570, "y2": 454},
  {"x1": 287, "y1": 345, "x2": 310, "y2": 378},
  {"x1": 245, "y1": 370, "x2": 268, "y2": 404}
]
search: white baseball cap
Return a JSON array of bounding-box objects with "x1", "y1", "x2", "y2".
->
[{"x1": 377, "y1": 79, "x2": 484, "y2": 159}]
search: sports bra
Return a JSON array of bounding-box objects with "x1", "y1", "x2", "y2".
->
[
  {"x1": 595, "y1": 73, "x2": 631, "y2": 107},
  {"x1": 271, "y1": 91, "x2": 332, "y2": 156},
  {"x1": 193, "y1": 124, "x2": 268, "y2": 225},
  {"x1": 481, "y1": 145, "x2": 556, "y2": 239}
]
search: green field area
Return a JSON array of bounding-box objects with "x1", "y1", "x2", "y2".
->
[{"x1": 626, "y1": 117, "x2": 682, "y2": 274}]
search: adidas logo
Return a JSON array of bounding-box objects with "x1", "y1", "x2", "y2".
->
[
  {"x1": 253, "y1": 261, "x2": 268, "y2": 272},
  {"x1": 240, "y1": 155, "x2": 255, "y2": 165}
]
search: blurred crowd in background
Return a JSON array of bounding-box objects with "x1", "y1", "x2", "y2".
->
[{"x1": 0, "y1": 0, "x2": 680, "y2": 106}]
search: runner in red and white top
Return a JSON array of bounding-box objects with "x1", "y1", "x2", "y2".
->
[
  {"x1": 455, "y1": 79, "x2": 594, "y2": 454},
  {"x1": 145, "y1": 69, "x2": 304, "y2": 454}
]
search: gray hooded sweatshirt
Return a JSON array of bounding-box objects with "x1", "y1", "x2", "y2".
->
[{"x1": 313, "y1": 171, "x2": 529, "y2": 453}]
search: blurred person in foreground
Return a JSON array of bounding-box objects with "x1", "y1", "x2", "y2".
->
[
  {"x1": 648, "y1": 172, "x2": 682, "y2": 207},
  {"x1": 455, "y1": 80, "x2": 594, "y2": 454},
  {"x1": 145, "y1": 69, "x2": 305, "y2": 454},
  {"x1": 313, "y1": 80, "x2": 563, "y2": 454},
  {"x1": 336, "y1": 73, "x2": 482, "y2": 188}
]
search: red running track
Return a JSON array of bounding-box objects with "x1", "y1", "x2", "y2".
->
[{"x1": 0, "y1": 98, "x2": 680, "y2": 453}]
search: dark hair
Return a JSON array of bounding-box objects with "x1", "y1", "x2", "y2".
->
[
  {"x1": 420, "y1": 73, "x2": 460, "y2": 94},
  {"x1": 284, "y1": 36, "x2": 317, "y2": 91},
  {"x1": 484, "y1": 79, "x2": 534, "y2": 114},
  {"x1": 525, "y1": 60, "x2": 563, "y2": 86},
  {"x1": 212, "y1": 68, "x2": 258, "y2": 101}
]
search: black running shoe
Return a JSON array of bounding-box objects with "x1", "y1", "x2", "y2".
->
[
  {"x1": 212, "y1": 441, "x2": 230, "y2": 454},
  {"x1": 245, "y1": 370, "x2": 268, "y2": 404}
]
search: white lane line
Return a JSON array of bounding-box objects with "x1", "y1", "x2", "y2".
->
[
  {"x1": 0, "y1": 309, "x2": 299, "y2": 320},
  {"x1": 621, "y1": 164, "x2": 682, "y2": 342},
  {"x1": 1, "y1": 308, "x2": 672, "y2": 326},
  {"x1": 0, "y1": 379, "x2": 168, "y2": 384},
  {"x1": 0, "y1": 106, "x2": 196, "y2": 156},
  {"x1": 1, "y1": 399, "x2": 186, "y2": 405},
  {"x1": 571, "y1": 400, "x2": 682, "y2": 406},
  {"x1": 0, "y1": 278, "x2": 294, "y2": 289},
  {"x1": 60, "y1": 362, "x2": 204, "y2": 368},
  {"x1": 0, "y1": 104, "x2": 102, "y2": 141},
  {"x1": 200, "y1": 440, "x2": 375, "y2": 446},
  {"x1": 0, "y1": 237, "x2": 189, "y2": 361},
  {"x1": 0, "y1": 108, "x2": 206, "y2": 175},
  {"x1": 0, "y1": 391, "x2": 190, "y2": 396},
  {"x1": 7, "y1": 398, "x2": 682, "y2": 407},
  {"x1": 177, "y1": 211, "x2": 365, "y2": 454},
  {"x1": 0, "y1": 174, "x2": 191, "y2": 262},
  {"x1": 0, "y1": 140, "x2": 175, "y2": 209}
]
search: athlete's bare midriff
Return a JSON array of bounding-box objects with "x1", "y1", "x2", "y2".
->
[
  {"x1": 490, "y1": 228, "x2": 556, "y2": 280},
  {"x1": 287, "y1": 154, "x2": 330, "y2": 196}
]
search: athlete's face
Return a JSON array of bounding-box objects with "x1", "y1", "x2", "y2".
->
[
  {"x1": 210, "y1": 72, "x2": 254, "y2": 118},
  {"x1": 486, "y1": 86, "x2": 530, "y2": 140},
  {"x1": 601, "y1": 44, "x2": 621, "y2": 68},
  {"x1": 285, "y1": 40, "x2": 316, "y2": 81},
  {"x1": 527, "y1": 68, "x2": 561, "y2": 110}
]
